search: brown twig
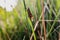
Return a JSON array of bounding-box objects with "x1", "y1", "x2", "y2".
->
[
  {"x1": 39, "y1": 20, "x2": 60, "y2": 22},
  {"x1": 41, "y1": 0, "x2": 46, "y2": 40},
  {"x1": 38, "y1": 30, "x2": 42, "y2": 40},
  {"x1": 59, "y1": 32, "x2": 60, "y2": 40}
]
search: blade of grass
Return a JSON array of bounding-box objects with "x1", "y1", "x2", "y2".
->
[
  {"x1": 27, "y1": 17, "x2": 36, "y2": 40},
  {"x1": 46, "y1": 11, "x2": 60, "y2": 37}
]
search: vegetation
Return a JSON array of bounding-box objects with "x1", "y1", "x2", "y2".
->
[{"x1": 0, "y1": 0, "x2": 60, "y2": 40}]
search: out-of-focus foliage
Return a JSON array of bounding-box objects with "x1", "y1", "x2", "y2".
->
[
  {"x1": 0, "y1": 0, "x2": 60, "y2": 40},
  {"x1": 56, "y1": 0, "x2": 60, "y2": 9}
]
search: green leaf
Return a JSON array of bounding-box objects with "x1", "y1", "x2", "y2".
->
[{"x1": 56, "y1": 0, "x2": 60, "y2": 9}]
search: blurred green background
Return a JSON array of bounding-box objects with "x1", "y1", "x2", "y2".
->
[{"x1": 0, "y1": 0, "x2": 60, "y2": 40}]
